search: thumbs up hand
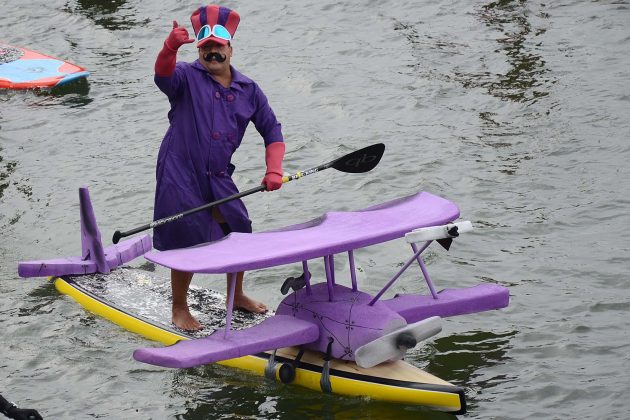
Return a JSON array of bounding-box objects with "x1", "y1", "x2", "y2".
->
[{"x1": 165, "y1": 20, "x2": 194, "y2": 51}]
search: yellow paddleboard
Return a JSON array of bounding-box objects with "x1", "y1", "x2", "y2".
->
[{"x1": 53, "y1": 270, "x2": 465, "y2": 414}]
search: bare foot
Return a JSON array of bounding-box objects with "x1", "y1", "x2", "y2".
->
[
  {"x1": 233, "y1": 294, "x2": 268, "y2": 314},
  {"x1": 172, "y1": 307, "x2": 203, "y2": 331}
]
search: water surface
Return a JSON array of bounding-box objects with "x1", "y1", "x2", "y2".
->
[{"x1": 1, "y1": 0, "x2": 629, "y2": 418}]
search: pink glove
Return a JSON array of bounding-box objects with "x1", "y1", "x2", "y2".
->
[
  {"x1": 261, "y1": 142, "x2": 286, "y2": 191},
  {"x1": 155, "y1": 20, "x2": 194, "y2": 77},
  {"x1": 165, "y1": 20, "x2": 194, "y2": 50}
]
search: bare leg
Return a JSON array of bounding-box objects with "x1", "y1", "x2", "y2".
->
[
  {"x1": 229, "y1": 271, "x2": 268, "y2": 313},
  {"x1": 171, "y1": 269, "x2": 202, "y2": 331},
  {"x1": 212, "y1": 208, "x2": 267, "y2": 313}
]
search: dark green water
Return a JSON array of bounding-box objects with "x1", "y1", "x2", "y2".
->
[{"x1": 1, "y1": 0, "x2": 629, "y2": 418}]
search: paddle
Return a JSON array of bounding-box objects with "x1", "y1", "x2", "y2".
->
[{"x1": 112, "y1": 143, "x2": 385, "y2": 244}]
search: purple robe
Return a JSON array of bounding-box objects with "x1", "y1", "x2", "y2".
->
[{"x1": 153, "y1": 60, "x2": 283, "y2": 251}]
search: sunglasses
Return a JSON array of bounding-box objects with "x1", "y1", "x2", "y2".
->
[{"x1": 196, "y1": 24, "x2": 232, "y2": 42}]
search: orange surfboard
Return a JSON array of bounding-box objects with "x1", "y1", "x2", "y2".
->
[{"x1": 0, "y1": 43, "x2": 89, "y2": 89}]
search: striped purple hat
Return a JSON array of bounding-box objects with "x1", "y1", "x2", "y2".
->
[{"x1": 190, "y1": 5, "x2": 240, "y2": 48}]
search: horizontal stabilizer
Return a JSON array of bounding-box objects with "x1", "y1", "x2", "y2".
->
[
  {"x1": 133, "y1": 315, "x2": 320, "y2": 368},
  {"x1": 355, "y1": 316, "x2": 442, "y2": 368},
  {"x1": 18, "y1": 235, "x2": 152, "y2": 278},
  {"x1": 405, "y1": 221, "x2": 473, "y2": 244},
  {"x1": 384, "y1": 284, "x2": 509, "y2": 324}
]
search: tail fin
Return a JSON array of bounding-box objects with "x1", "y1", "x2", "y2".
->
[
  {"x1": 18, "y1": 187, "x2": 152, "y2": 278},
  {"x1": 79, "y1": 186, "x2": 109, "y2": 274}
]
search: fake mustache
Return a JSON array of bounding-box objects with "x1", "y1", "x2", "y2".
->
[{"x1": 203, "y1": 52, "x2": 227, "y2": 63}]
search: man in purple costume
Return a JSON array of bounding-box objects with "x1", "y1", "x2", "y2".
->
[{"x1": 153, "y1": 4, "x2": 286, "y2": 330}]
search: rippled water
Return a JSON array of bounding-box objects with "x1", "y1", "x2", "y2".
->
[{"x1": 1, "y1": 0, "x2": 629, "y2": 418}]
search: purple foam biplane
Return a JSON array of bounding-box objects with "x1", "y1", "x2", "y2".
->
[
  {"x1": 21, "y1": 187, "x2": 508, "y2": 371},
  {"x1": 18, "y1": 145, "x2": 509, "y2": 412}
]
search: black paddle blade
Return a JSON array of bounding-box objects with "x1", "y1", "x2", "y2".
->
[{"x1": 331, "y1": 143, "x2": 385, "y2": 173}]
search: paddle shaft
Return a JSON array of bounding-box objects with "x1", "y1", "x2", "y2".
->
[
  {"x1": 111, "y1": 165, "x2": 334, "y2": 242},
  {"x1": 282, "y1": 160, "x2": 335, "y2": 183},
  {"x1": 112, "y1": 143, "x2": 385, "y2": 244},
  {"x1": 113, "y1": 184, "x2": 266, "y2": 243}
]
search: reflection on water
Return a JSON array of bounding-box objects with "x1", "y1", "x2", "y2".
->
[
  {"x1": 472, "y1": 0, "x2": 553, "y2": 104},
  {"x1": 0, "y1": 79, "x2": 91, "y2": 109},
  {"x1": 49, "y1": 76, "x2": 91, "y2": 96},
  {"x1": 64, "y1": 0, "x2": 149, "y2": 30},
  {"x1": 0, "y1": 144, "x2": 32, "y2": 230},
  {"x1": 173, "y1": 365, "x2": 458, "y2": 420},
  {"x1": 18, "y1": 281, "x2": 60, "y2": 317},
  {"x1": 0, "y1": 147, "x2": 17, "y2": 200},
  {"x1": 392, "y1": 0, "x2": 554, "y2": 152},
  {"x1": 427, "y1": 330, "x2": 515, "y2": 384},
  {"x1": 394, "y1": 0, "x2": 554, "y2": 110},
  {"x1": 31, "y1": 77, "x2": 93, "y2": 107},
  {"x1": 413, "y1": 331, "x2": 517, "y2": 400},
  {"x1": 416, "y1": 329, "x2": 516, "y2": 411}
]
